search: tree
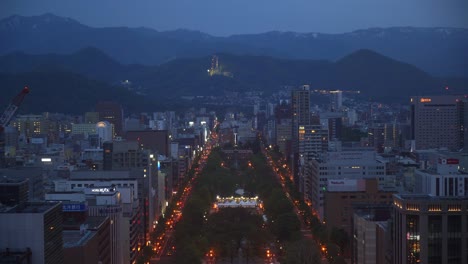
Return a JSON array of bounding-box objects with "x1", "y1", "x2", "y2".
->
[
  {"x1": 330, "y1": 227, "x2": 349, "y2": 254},
  {"x1": 284, "y1": 239, "x2": 321, "y2": 264}
]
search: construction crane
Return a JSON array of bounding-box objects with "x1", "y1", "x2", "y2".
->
[{"x1": 0, "y1": 86, "x2": 30, "y2": 167}]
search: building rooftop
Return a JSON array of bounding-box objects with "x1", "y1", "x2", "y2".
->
[
  {"x1": 394, "y1": 194, "x2": 468, "y2": 201},
  {"x1": 70, "y1": 170, "x2": 134, "y2": 180},
  {"x1": 0, "y1": 176, "x2": 28, "y2": 184},
  {"x1": 63, "y1": 230, "x2": 96, "y2": 248},
  {"x1": 64, "y1": 215, "x2": 108, "y2": 230},
  {"x1": 354, "y1": 206, "x2": 392, "y2": 222},
  {"x1": 0, "y1": 201, "x2": 60, "y2": 214}
]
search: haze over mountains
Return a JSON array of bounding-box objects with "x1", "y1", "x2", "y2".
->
[
  {"x1": 1, "y1": 13, "x2": 467, "y2": 77},
  {"x1": 0, "y1": 13, "x2": 467, "y2": 113}
]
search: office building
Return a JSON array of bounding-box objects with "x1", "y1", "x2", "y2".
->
[
  {"x1": 0, "y1": 202, "x2": 64, "y2": 264},
  {"x1": 291, "y1": 85, "x2": 311, "y2": 188},
  {"x1": 415, "y1": 157, "x2": 468, "y2": 197},
  {"x1": 84, "y1": 112, "x2": 100, "y2": 124},
  {"x1": 11, "y1": 114, "x2": 48, "y2": 138},
  {"x1": 298, "y1": 124, "x2": 328, "y2": 193},
  {"x1": 324, "y1": 179, "x2": 394, "y2": 240},
  {"x1": 126, "y1": 130, "x2": 170, "y2": 156},
  {"x1": 71, "y1": 123, "x2": 96, "y2": 136},
  {"x1": 96, "y1": 121, "x2": 113, "y2": 146},
  {"x1": 0, "y1": 177, "x2": 29, "y2": 207},
  {"x1": 393, "y1": 194, "x2": 468, "y2": 264},
  {"x1": 330, "y1": 90, "x2": 343, "y2": 111},
  {"x1": 307, "y1": 150, "x2": 390, "y2": 219},
  {"x1": 353, "y1": 207, "x2": 392, "y2": 264},
  {"x1": 96, "y1": 101, "x2": 123, "y2": 137},
  {"x1": 70, "y1": 166, "x2": 160, "y2": 244},
  {"x1": 0, "y1": 167, "x2": 44, "y2": 201},
  {"x1": 275, "y1": 118, "x2": 292, "y2": 156},
  {"x1": 63, "y1": 216, "x2": 111, "y2": 264},
  {"x1": 411, "y1": 95, "x2": 465, "y2": 151}
]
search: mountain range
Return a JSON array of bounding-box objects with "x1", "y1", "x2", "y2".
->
[
  {"x1": 1, "y1": 13, "x2": 467, "y2": 77},
  {"x1": 1, "y1": 46, "x2": 467, "y2": 115}
]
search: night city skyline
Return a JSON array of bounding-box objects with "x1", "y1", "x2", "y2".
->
[{"x1": 0, "y1": 1, "x2": 467, "y2": 264}]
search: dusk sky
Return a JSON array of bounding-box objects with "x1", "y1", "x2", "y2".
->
[{"x1": 1, "y1": 0, "x2": 467, "y2": 36}]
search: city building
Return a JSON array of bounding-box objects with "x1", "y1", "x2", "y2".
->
[
  {"x1": 84, "y1": 112, "x2": 100, "y2": 124},
  {"x1": 323, "y1": 179, "x2": 394, "y2": 240},
  {"x1": 126, "y1": 130, "x2": 170, "y2": 156},
  {"x1": 393, "y1": 194, "x2": 468, "y2": 264},
  {"x1": 71, "y1": 123, "x2": 96, "y2": 136},
  {"x1": 291, "y1": 85, "x2": 311, "y2": 188},
  {"x1": 275, "y1": 118, "x2": 292, "y2": 156},
  {"x1": 96, "y1": 101, "x2": 124, "y2": 137},
  {"x1": 353, "y1": 207, "x2": 392, "y2": 264},
  {"x1": 11, "y1": 114, "x2": 48, "y2": 138},
  {"x1": 70, "y1": 166, "x2": 161, "y2": 244},
  {"x1": 298, "y1": 124, "x2": 328, "y2": 194},
  {"x1": 415, "y1": 157, "x2": 468, "y2": 197},
  {"x1": 96, "y1": 121, "x2": 114, "y2": 147},
  {"x1": 320, "y1": 112, "x2": 343, "y2": 141},
  {"x1": 62, "y1": 216, "x2": 111, "y2": 264},
  {"x1": 0, "y1": 202, "x2": 64, "y2": 264},
  {"x1": 307, "y1": 150, "x2": 391, "y2": 219},
  {"x1": 330, "y1": 90, "x2": 343, "y2": 111},
  {"x1": 410, "y1": 95, "x2": 465, "y2": 151},
  {"x1": 0, "y1": 167, "x2": 44, "y2": 201},
  {"x1": 0, "y1": 177, "x2": 29, "y2": 207}
]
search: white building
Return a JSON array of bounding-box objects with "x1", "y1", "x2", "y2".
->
[
  {"x1": 96, "y1": 121, "x2": 113, "y2": 146},
  {"x1": 47, "y1": 180, "x2": 141, "y2": 264},
  {"x1": 307, "y1": 150, "x2": 390, "y2": 219},
  {"x1": 415, "y1": 157, "x2": 468, "y2": 197}
]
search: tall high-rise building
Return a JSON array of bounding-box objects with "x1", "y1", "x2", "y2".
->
[
  {"x1": 274, "y1": 101, "x2": 292, "y2": 156},
  {"x1": 330, "y1": 90, "x2": 343, "y2": 111},
  {"x1": 298, "y1": 124, "x2": 328, "y2": 194},
  {"x1": 411, "y1": 95, "x2": 465, "y2": 151},
  {"x1": 96, "y1": 101, "x2": 123, "y2": 137},
  {"x1": 291, "y1": 85, "x2": 311, "y2": 188},
  {"x1": 292, "y1": 85, "x2": 311, "y2": 135}
]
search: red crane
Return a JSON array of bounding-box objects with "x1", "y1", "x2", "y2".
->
[{"x1": 0, "y1": 86, "x2": 30, "y2": 167}]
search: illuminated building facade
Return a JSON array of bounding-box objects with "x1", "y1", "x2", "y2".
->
[
  {"x1": 96, "y1": 121, "x2": 113, "y2": 146},
  {"x1": 393, "y1": 194, "x2": 468, "y2": 264},
  {"x1": 291, "y1": 85, "x2": 311, "y2": 189},
  {"x1": 298, "y1": 124, "x2": 328, "y2": 194},
  {"x1": 411, "y1": 95, "x2": 466, "y2": 151}
]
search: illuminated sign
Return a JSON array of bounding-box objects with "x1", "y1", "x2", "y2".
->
[
  {"x1": 63, "y1": 203, "x2": 87, "y2": 212},
  {"x1": 420, "y1": 98, "x2": 432, "y2": 103},
  {"x1": 330, "y1": 181, "x2": 345, "y2": 184},
  {"x1": 440, "y1": 158, "x2": 459, "y2": 165},
  {"x1": 41, "y1": 158, "x2": 52, "y2": 162},
  {"x1": 97, "y1": 122, "x2": 107, "y2": 128},
  {"x1": 91, "y1": 188, "x2": 111, "y2": 193}
]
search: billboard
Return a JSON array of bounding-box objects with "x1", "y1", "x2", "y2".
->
[{"x1": 62, "y1": 203, "x2": 87, "y2": 212}]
